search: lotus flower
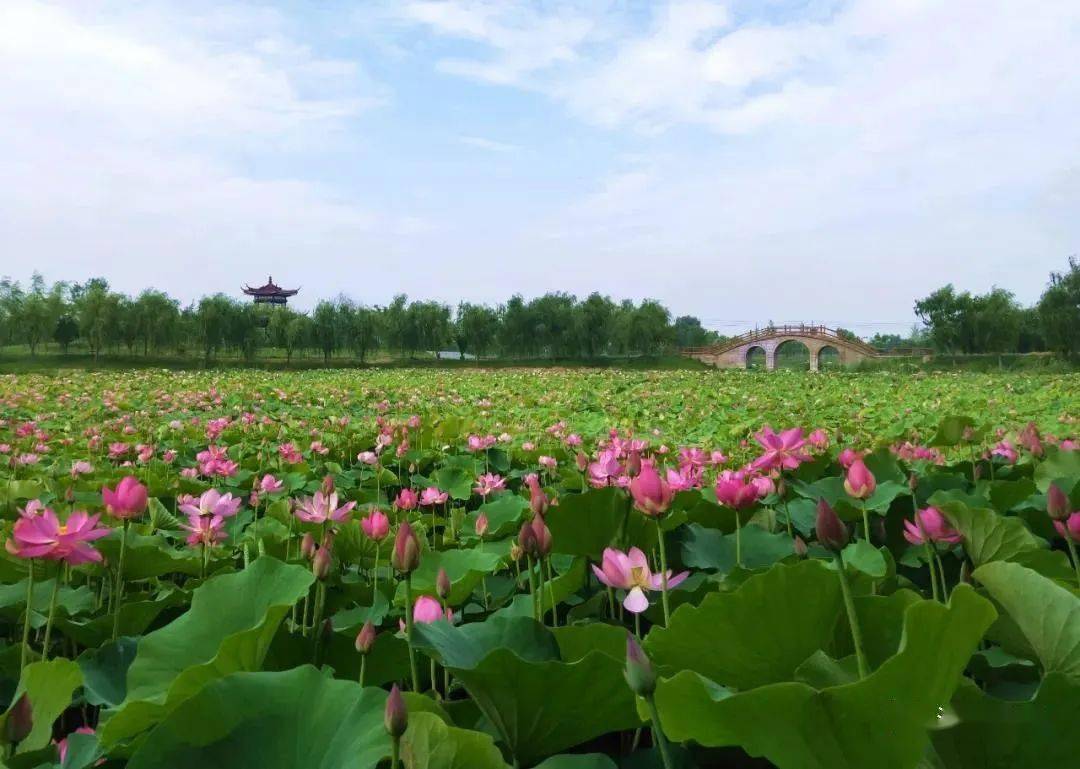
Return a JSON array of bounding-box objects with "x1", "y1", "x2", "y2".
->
[
  {"x1": 750, "y1": 427, "x2": 810, "y2": 472},
  {"x1": 591, "y1": 547, "x2": 688, "y2": 613},
  {"x1": 714, "y1": 471, "x2": 764, "y2": 510},
  {"x1": 412, "y1": 595, "x2": 450, "y2": 624},
  {"x1": 843, "y1": 459, "x2": 876, "y2": 500},
  {"x1": 420, "y1": 487, "x2": 448, "y2": 506},
  {"x1": 6, "y1": 506, "x2": 109, "y2": 564},
  {"x1": 475, "y1": 512, "x2": 489, "y2": 538},
  {"x1": 180, "y1": 512, "x2": 227, "y2": 548},
  {"x1": 361, "y1": 510, "x2": 390, "y2": 541},
  {"x1": 394, "y1": 488, "x2": 418, "y2": 511},
  {"x1": 903, "y1": 507, "x2": 963, "y2": 545},
  {"x1": 837, "y1": 448, "x2": 862, "y2": 469},
  {"x1": 524, "y1": 474, "x2": 549, "y2": 516},
  {"x1": 293, "y1": 491, "x2": 355, "y2": 524},
  {"x1": 391, "y1": 521, "x2": 421, "y2": 573},
  {"x1": 179, "y1": 488, "x2": 242, "y2": 519},
  {"x1": 473, "y1": 473, "x2": 505, "y2": 497},
  {"x1": 630, "y1": 461, "x2": 673, "y2": 517},
  {"x1": 258, "y1": 474, "x2": 284, "y2": 494},
  {"x1": 101, "y1": 476, "x2": 148, "y2": 519},
  {"x1": 1054, "y1": 513, "x2": 1080, "y2": 543}
]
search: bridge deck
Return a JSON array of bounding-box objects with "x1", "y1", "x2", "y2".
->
[{"x1": 682, "y1": 325, "x2": 881, "y2": 358}]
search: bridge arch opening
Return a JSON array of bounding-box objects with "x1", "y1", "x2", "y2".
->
[
  {"x1": 745, "y1": 345, "x2": 767, "y2": 370},
  {"x1": 817, "y1": 345, "x2": 841, "y2": 370},
  {"x1": 775, "y1": 340, "x2": 811, "y2": 371}
]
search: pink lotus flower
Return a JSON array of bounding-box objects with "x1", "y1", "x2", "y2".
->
[
  {"x1": 102, "y1": 476, "x2": 148, "y2": 519},
  {"x1": 903, "y1": 507, "x2": 963, "y2": 545},
  {"x1": 844, "y1": 459, "x2": 877, "y2": 500},
  {"x1": 70, "y1": 460, "x2": 94, "y2": 478},
  {"x1": 180, "y1": 511, "x2": 227, "y2": 548},
  {"x1": 750, "y1": 427, "x2": 810, "y2": 472},
  {"x1": 162, "y1": 449, "x2": 177, "y2": 464},
  {"x1": 420, "y1": 487, "x2": 448, "y2": 506},
  {"x1": 179, "y1": 489, "x2": 243, "y2": 519},
  {"x1": 294, "y1": 491, "x2": 356, "y2": 524},
  {"x1": 714, "y1": 471, "x2": 761, "y2": 510},
  {"x1": 1054, "y1": 513, "x2": 1080, "y2": 543},
  {"x1": 412, "y1": 595, "x2": 451, "y2": 624},
  {"x1": 591, "y1": 547, "x2": 688, "y2": 613},
  {"x1": 108, "y1": 442, "x2": 130, "y2": 460},
  {"x1": 475, "y1": 513, "x2": 489, "y2": 537},
  {"x1": 808, "y1": 428, "x2": 829, "y2": 450},
  {"x1": 57, "y1": 727, "x2": 96, "y2": 765},
  {"x1": 709, "y1": 450, "x2": 727, "y2": 466},
  {"x1": 259, "y1": 474, "x2": 284, "y2": 494},
  {"x1": 587, "y1": 450, "x2": 623, "y2": 488},
  {"x1": 837, "y1": 448, "x2": 862, "y2": 469},
  {"x1": 538, "y1": 455, "x2": 557, "y2": 471},
  {"x1": 666, "y1": 466, "x2": 697, "y2": 492},
  {"x1": 991, "y1": 440, "x2": 1018, "y2": 464},
  {"x1": 394, "y1": 488, "x2": 419, "y2": 511},
  {"x1": 630, "y1": 461, "x2": 674, "y2": 517},
  {"x1": 278, "y1": 442, "x2": 302, "y2": 464},
  {"x1": 524, "y1": 474, "x2": 550, "y2": 516},
  {"x1": 6, "y1": 506, "x2": 109, "y2": 564},
  {"x1": 473, "y1": 473, "x2": 505, "y2": 497},
  {"x1": 357, "y1": 451, "x2": 378, "y2": 466},
  {"x1": 361, "y1": 510, "x2": 391, "y2": 541}
]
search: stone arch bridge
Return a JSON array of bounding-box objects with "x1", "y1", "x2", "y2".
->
[{"x1": 682, "y1": 325, "x2": 884, "y2": 371}]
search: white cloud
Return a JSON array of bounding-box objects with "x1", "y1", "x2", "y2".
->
[{"x1": 458, "y1": 135, "x2": 519, "y2": 152}]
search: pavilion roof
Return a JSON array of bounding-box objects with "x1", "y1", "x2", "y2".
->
[{"x1": 241, "y1": 276, "x2": 299, "y2": 297}]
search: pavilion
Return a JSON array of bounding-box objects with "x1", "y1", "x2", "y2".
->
[{"x1": 241, "y1": 276, "x2": 299, "y2": 306}]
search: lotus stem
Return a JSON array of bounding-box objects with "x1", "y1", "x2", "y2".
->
[
  {"x1": 42, "y1": 568, "x2": 61, "y2": 661},
  {"x1": 359, "y1": 655, "x2": 366, "y2": 687},
  {"x1": 404, "y1": 574, "x2": 420, "y2": 692},
  {"x1": 20, "y1": 561, "x2": 34, "y2": 671},
  {"x1": 934, "y1": 551, "x2": 949, "y2": 600},
  {"x1": 390, "y1": 736, "x2": 401, "y2": 769},
  {"x1": 545, "y1": 557, "x2": 558, "y2": 627},
  {"x1": 526, "y1": 555, "x2": 539, "y2": 621},
  {"x1": 112, "y1": 519, "x2": 129, "y2": 642},
  {"x1": 655, "y1": 519, "x2": 671, "y2": 625},
  {"x1": 1066, "y1": 538, "x2": 1080, "y2": 587},
  {"x1": 644, "y1": 694, "x2": 676, "y2": 769},
  {"x1": 924, "y1": 543, "x2": 941, "y2": 602},
  {"x1": 834, "y1": 548, "x2": 869, "y2": 679}
]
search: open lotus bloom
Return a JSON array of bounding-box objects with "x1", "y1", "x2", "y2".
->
[
  {"x1": 591, "y1": 547, "x2": 688, "y2": 614},
  {"x1": 7, "y1": 506, "x2": 109, "y2": 564},
  {"x1": 293, "y1": 491, "x2": 355, "y2": 523},
  {"x1": 903, "y1": 507, "x2": 963, "y2": 546}
]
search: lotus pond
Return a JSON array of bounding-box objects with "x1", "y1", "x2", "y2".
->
[{"x1": 0, "y1": 368, "x2": 1078, "y2": 768}]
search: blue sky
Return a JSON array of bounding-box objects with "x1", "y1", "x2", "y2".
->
[{"x1": 2, "y1": 0, "x2": 1078, "y2": 336}]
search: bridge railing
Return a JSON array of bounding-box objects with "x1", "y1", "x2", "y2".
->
[{"x1": 682, "y1": 325, "x2": 881, "y2": 357}]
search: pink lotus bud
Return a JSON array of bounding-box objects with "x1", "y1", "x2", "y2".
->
[
  {"x1": 312, "y1": 547, "x2": 331, "y2": 580},
  {"x1": 837, "y1": 448, "x2": 860, "y2": 469},
  {"x1": 436, "y1": 567, "x2": 451, "y2": 600},
  {"x1": 300, "y1": 533, "x2": 317, "y2": 560},
  {"x1": 531, "y1": 514, "x2": 552, "y2": 558},
  {"x1": 475, "y1": 513, "x2": 489, "y2": 538},
  {"x1": 793, "y1": 535, "x2": 808, "y2": 558},
  {"x1": 843, "y1": 459, "x2": 876, "y2": 500},
  {"x1": 816, "y1": 499, "x2": 849, "y2": 552},
  {"x1": 394, "y1": 488, "x2": 418, "y2": 511},
  {"x1": 321, "y1": 475, "x2": 335, "y2": 495},
  {"x1": 3, "y1": 692, "x2": 32, "y2": 745},
  {"x1": 624, "y1": 634, "x2": 656, "y2": 696},
  {"x1": 384, "y1": 684, "x2": 408, "y2": 738},
  {"x1": 101, "y1": 476, "x2": 148, "y2": 519},
  {"x1": 518, "y1": 520, "x2": 538, "y2": 557},
  {"x1": 629, "y1": 462, "x2": 673, "y2": 517},
  {"x1": 361, "y1": 510, "x2": 391, "y2": 541},
  {"x1": 391, "y1": 521, "x2": 420, "y2": 573},
  {"x1": 1047, "y1": 483, "x2": 1071, "y2": 521},
  {"x1": 355, "y1": 620, "x2": 376, "y2": 654},
  {"x1": 576, "y1": 451, "x2": 589, "y2": 471}
]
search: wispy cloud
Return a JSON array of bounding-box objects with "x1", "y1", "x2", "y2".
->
[{"x1": 458, "y1": 135, "x2": 519, "y2": 152}]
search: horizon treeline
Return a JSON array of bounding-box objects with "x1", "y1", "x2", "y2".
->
[
  {"x1": 1, "y1": 257, "x2": 1077, "y2": 364},
  {"x1": 0, "y1": 276, "x2": 724, "y2": 363}
]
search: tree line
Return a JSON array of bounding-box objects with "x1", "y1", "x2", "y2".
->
[
  {"x1": 912, "y1": 258, "x2": 1080, "y2": 358},
  {"x1": 0, "y1": 275, "x2": 723, "y2": 363}
]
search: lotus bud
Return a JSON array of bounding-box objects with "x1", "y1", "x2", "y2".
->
[
  {"x1": 793, "y1": 535, "x2": 808, "y2": 558},
  {"x1": 312, "y1": 547, "x2": 332, "y2": 580},
  {"x1": 321, "y1": 474, "x2": 335, "y2": 495},
  {"x1": 384, "y1": 684, "x2": 408, "y2": 738},
  {"x1": 510, "y1": 543, "x2": 523, "y2": 562},
  {"x1": 475, "y1": 513, "x2": 489, "y2": 538},
  {"x1": 355, "y1": 620, "x2": 377, "y2": 654},
  {"x1": 436, "y1": 567, "x2": 451, "y2": 601},
  {"x1": 525, "y1": 474, "x2": 549, "y2": 516},
  {"x1": 518, "y1": 520, "x2": 538, "y2": 557},
  {"x1": 908, "y1": 472, "x2": 918, "y2": 493},
  {"x1": 624, "y1": 634, "x2": 656, "y2": 697},
  {"x1": 391, "y1": 521, "x2": 421, "y2": 573},
  {"x1": 576, "y1": 451, "x2": 589, "y2": 471},
  {"x1": 815, "y1": 499, "x2": 849, "y2": 552},
  {"x1": 1047, "y1": 483, "x2": 1071, "y2": 521},
  {"x1": 3, "y1": 693, "x2": 32, "y2": 746},
  {"x1": 300, "y1": 533, "x2": 317, "y2": 560},
  {"x1": 531, "y1": 514, "x2": 552, "y2": 558},
  {"x1": 625, "y1": 450, "x2": 642, "y2": 479},
  {"x1": 776, "y1": 478, "x2": 787, "y2": 499},
  {"x1": 843, "y1": 459, "x2": 876, "y2": 500},
  {"x1": 629, "y1": 461, "x2": 674, "y2": 517},
  {"x1": 321, "y1": 529, "x2": 336, "y2": 551}
]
